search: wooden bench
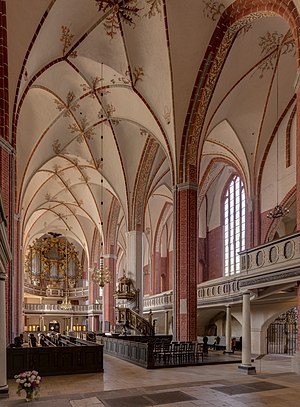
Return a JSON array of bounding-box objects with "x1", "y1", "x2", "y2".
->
[{"x1": 7, "y1": 338, "x2": 103, "y2": 378}]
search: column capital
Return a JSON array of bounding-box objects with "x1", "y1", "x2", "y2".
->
[
  {"x1": 126, "y1": 230, "x2": 143, "y2": 236},
  {"x1": 0, "y1": 137, "x2": 15, "y2": 156},
  {"x1": 173, "y1": 182, "x2": 198, "y2": 192},
  {"x1": 0, "y1": 221, "x2": 12, "y2": 266},
  {"x1": 0, "y1": 270, "x2": 7, "y2": 281},
  {"x1": 102, "y1": 254, "x2": 117, "y2": 260}
]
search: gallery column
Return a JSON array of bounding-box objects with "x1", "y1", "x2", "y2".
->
[
  {"x1": 164, "y1": 310, "x2": 169, "y2": 335},
  {"x1": 173, "y1": 183, "x2": 197, "y2": 341},
  {"x1": 225, "y1": 305, "x2": 232, "y2": 353},
  {"x1": 40, "y1": 316, "x2": 45, "y2": 332},
  {"x1": 238, "y1": 291, "x2": 256, "y2": 374}
]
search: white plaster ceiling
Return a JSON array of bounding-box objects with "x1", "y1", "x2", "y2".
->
[{"x1": 7, "y1": 1, "x2": 299, "y2": 257}]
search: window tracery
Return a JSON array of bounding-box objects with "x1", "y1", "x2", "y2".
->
[{"x1": 224, "y1": 176, "x2": 245, "y2": 276}]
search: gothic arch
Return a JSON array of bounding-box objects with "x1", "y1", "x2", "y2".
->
[{"x1": 180, "y1": 0, "x2": 300, "y2": 184}]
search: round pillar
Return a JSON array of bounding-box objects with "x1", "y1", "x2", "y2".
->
[
  {"x1": 164, "y1": 311, "x2": 169, "y2": 335},
  {"x1": 225, "y1": 305, "x2": 232, "y2": 353},
  {"x1": 238, "y1": 292, "x2": 256, "y2": 374}
]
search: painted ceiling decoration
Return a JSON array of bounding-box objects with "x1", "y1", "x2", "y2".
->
[
  {"x1": 184, "y1": 11, "x2": 278, "y2": 175},
  {"x1": 202, "y1": 0, "x2": 225, "y2": 21},
  {"x1": 256, "y1": 30, "x2": 295, "y2": 78},
  {"x1": 60, "y1": 25, "x2": 78, "y2": 58},
  {"x1": 94, "y1": 0, "x2": 162, "y2": 38},
  {"x1": 8, "y1": 0, "x2": 297, "y2": 269}
]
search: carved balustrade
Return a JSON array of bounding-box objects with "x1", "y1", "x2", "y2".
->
[
  {"x1": 24, "y1": 303, "x2": 102, "y2": 314},
  {"x1": 239, "y1": 232, "x2": 300, "y2": 290},
  {"x1": 24, "y1": 284, "x2": 89, "y2": 298},
  {"x1": 143, "y1": 291, "x2": 173, "y2": 311}
]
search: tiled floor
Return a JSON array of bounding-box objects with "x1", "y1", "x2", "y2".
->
[{"x1": 2, "y1": 353, "x2": 300, "y2": 406}]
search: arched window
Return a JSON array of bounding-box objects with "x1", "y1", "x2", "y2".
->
[{"x1": 224, "y1": 175, "x2": 245, "y2": 276}]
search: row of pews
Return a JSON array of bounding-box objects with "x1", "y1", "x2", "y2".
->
[{"x1": 7, "y1": 334, "x2": 103, "y2": 378}]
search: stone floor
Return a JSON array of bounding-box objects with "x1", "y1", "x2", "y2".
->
[{"x1": 2, "y1": 352, "x2": 300, "y2": 406}]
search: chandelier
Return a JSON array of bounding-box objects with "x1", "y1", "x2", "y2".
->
[
  {"x1": 91, "y1": 256, "x2": 112, "y2": 288},
  {"x1": 61, "y1": 295, "x2": 72, "y2": 310},
  {"x1": 267, "y1": 204, "x2": 289, "y2": 219},
  {"x1": 90, "y1": 64, "x2": 112, "y2": 289},
  {"x1": 267, "y1": 45, "x2": 289, "y2": 220}
]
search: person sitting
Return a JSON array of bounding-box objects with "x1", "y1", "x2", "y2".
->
[
  {"x1": 39, "y1": 334, "x2": 47, "y2": 347},
  {"x1": 29, "y1": 333, "x2": 37, "y2": 347},
  {"x1": 231, "y1": 337, "x2": 236, "y2": 352},
  {"x1": 202, "y1": 336, "x2": 209, "y2": 355},
  {"x1": 12, "y1": 336, "x2": 22, "y2": 347},
  {"x1": 213, "y1": 336, "x2": 220, "y2": 350}
]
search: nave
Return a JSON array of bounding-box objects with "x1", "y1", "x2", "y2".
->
[{"x1": 2, "y1": 353, "x2": 299, "y2": 407}]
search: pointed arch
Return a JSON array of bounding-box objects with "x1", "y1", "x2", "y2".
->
[{"x1": 180, "y1": 0, "x2": 300, "y2": 184}]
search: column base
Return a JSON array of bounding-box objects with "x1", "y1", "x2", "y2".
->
[
  {"x1": 238, "y1": 364, "x2": 256, "y2": 375},
  {"x1": 0, "y1": 385, "x2": 9, "y2": 398},
  {"x1": 292, "y1": 352, "x2": 300, "y2": 375},
  {"x1": 223, "y1": 350, "x2": 234, "y2": 355}
]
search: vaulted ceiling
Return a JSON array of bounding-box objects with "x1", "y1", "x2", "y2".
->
[{"x1": 6, "y1": 0, "x2": 299, "y2": 259}]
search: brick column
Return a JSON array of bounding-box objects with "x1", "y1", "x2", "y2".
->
[
  {"x1": 0, "y1": 0, "x2": 15, "y2": 348},
  {"x1": 0, "y1": 1, "x2": 9, "y2": 140},
  {"x1": 292, "y1": 74, "x2": 300, "y2": 375},
  {"x1": 297, "y1": 83, "x2": 300, "y2": 231},
  {"x1": 103, "y1": 254, "x2": 116, "y2": 331},
  {"x1": 173, "y1": 183, "x2": 197, "y2": 341}
]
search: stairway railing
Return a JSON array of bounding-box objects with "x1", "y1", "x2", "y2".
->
[{"x1": 116, "y1": 307, "x2": 154, "y2": 336}]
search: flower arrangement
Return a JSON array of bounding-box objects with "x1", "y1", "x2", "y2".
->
[{"x1": 14, "y1": 370, "x2": 41, "y2": 401}]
